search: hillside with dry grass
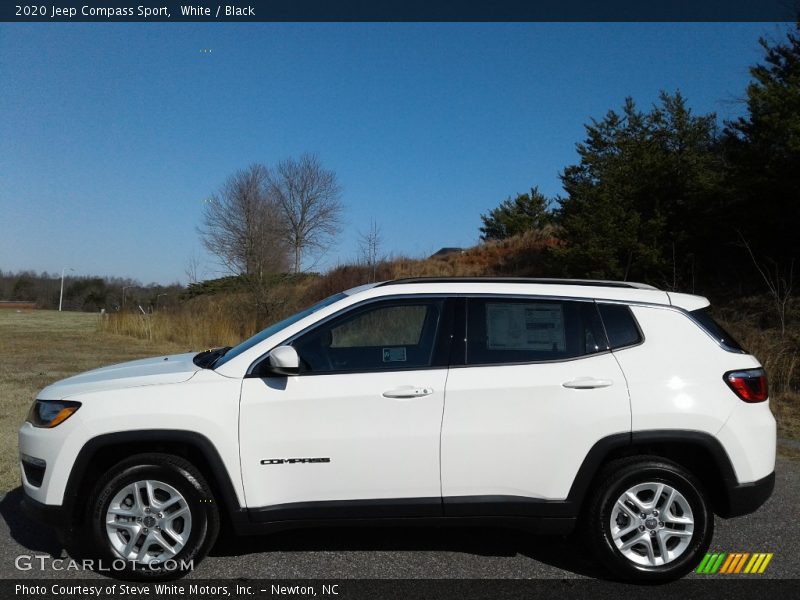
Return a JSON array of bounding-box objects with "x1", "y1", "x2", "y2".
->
[{"x1": 99, "y1": 229, "x2": 558, "y2": 348}]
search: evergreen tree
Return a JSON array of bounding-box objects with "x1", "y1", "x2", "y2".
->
[
  {"x1": 724, "y1": 23, "x2": 800, "y2": 270},
  {"x1": 553, "y1": 92, "x2": 724, "y2": 288},
  {"x1": 479, "y1": 187, "x2": 551, "y2": 241}
]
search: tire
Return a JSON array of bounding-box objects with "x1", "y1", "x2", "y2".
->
[
  {"x1": 86, "y1": 453, "x2": 220, "y2": 580},
  {"x1": 586, "y1": 456, "x2": 713, "y2": 582}
]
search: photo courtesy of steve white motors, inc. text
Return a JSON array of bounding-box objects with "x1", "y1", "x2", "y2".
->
[
  {"x1": 14, "y1": 583, "x2": 338, "y2": 597},
  {"x1": 14, "y1": 4, "x2": 256, "y2": 19}
]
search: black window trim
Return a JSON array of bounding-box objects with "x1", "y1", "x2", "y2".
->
[
  {"x1": 595, "y1": 301, "x2": 646, "y2": 353},
  {"x1": 246, "y1": 292, "x2": 667, "y2": 376},
  {"x1": 586, "y1": 299, "x2": 754, "y2": 355},
  {"x1": 247, "y1": 294, "x2": 456, "y2": 377},
  {"x1": 593, "y1": 299, "x2": 744, "y2": 355},
  {"x1": 686, "y1": 307, "x2": 747, "y2": 355}
]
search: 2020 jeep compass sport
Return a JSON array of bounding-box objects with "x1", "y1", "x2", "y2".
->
[{"x1": 19, "y1": 278, "x2": 776, "y2": 581}]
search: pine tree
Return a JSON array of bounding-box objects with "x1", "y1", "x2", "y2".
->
[
  {"x1": 553, "y1": 92, "x2": 724, "y2": 288},
  {"x1": 479, "y1": 187, "x2": 551, "y2": 241}
]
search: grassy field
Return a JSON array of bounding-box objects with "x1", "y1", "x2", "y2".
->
[{"x1": 0, "y1": 310, "x2": 186, "y2": 491}]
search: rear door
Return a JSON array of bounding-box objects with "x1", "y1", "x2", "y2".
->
[{"x1": 440, "y1": 296, "x2": 631, "y2": 512}]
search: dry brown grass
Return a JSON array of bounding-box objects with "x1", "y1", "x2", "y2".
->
[
  {"x1": 100, "y1": 276, "x2": 328, "y2": 350},
  {"x1": 778, "y1": 440, "x2": 800, "y2": 461},
  {"x1": 100, "y1": 293, "x2": 260, "y2": 350},
  {"x1": 0, "y1": 310, "x2": 185, "y2": 491}
]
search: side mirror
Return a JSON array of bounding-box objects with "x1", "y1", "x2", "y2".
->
[{"x1": 266, "y1": 345, "x2": 300, "y2": 376}]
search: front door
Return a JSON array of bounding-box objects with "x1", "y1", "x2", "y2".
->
[{"x1": 239, "y1": 297, "x2": 452, "y2": 519}]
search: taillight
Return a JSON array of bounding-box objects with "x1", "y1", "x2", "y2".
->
[{"x1": 724, "y1": 368, "x2": 768, "y2": 403}]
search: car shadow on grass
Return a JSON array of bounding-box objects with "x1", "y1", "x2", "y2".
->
[
  {"x1": 0, "y1": 487, "x2": 65, "y2": 558},
  {"x1": 210, "y1": 524, "x2": 608, "y2": 579}
]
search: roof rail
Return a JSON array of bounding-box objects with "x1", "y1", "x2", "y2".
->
[{"x1": 377, "y1": 277, "x2": 658, "y2": 290}]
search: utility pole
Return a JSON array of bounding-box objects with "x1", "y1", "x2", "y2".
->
[{"x1": 58, "y1": 267, "x2": 73, "y2": 312}]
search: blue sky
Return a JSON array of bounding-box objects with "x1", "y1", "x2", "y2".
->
[{"x1": 0, "y1": 22, "x2": 787, "y2": 284}]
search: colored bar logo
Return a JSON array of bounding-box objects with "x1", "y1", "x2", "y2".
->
[{"x1": 696, "y1": 552, "x2": 773, "y2": 574}]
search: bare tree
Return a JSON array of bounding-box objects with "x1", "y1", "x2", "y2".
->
[
  {"x1": 267, "y1": 154, "x2": 343, "y2": 272},
  {"x1": 199, "y1": 164, "x2": 289, "y2": 278},
  {"x1": 740, "y1": 234, "x2": 794, "y2": 336},
  {"x1": 184, "y1": 253, "x2": 203, "y2": 285},
  {"x1": 358, "y1": 220, "x2": 382, "y2": 282}
]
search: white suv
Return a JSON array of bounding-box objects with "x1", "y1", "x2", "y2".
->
[{"x1": 19, "y1": 278, "x2": 776, "y2": 581}]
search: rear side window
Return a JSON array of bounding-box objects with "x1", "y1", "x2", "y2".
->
[
  {"x1": 466, "y1": 298, "x2": 608, "y2": 365},
  {"x1": 689, "y1": 308, "x2": 745, "y2": 352},
  {"x1": 597, "y1": 304, "x2": 643, "y2": 349}
]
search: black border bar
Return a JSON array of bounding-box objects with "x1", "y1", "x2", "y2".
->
[
  {"x1": 3, "y1": 579, "x2": 800, "y2": 600},
  {"x1": 2, "y1": 1, "x2": 798, "y2": 23}
]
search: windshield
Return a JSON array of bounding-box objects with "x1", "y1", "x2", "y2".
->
[{"x1": 212, "y1": 292, "x2": 348, "y2": 368}]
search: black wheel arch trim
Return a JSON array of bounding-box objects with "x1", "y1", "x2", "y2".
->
[
  {"x1": 62, "y1": 429, "x2": 246, "y2": 527},
  {"x1": 629, "y1": 429, "x2": 737, "y2": 483},
  {"x1": 566, "y1": 429, "x2": 767, "y2": 518}
]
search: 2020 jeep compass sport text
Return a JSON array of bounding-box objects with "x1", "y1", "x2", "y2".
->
[{"x1": 19, "y1": 278, "x2": 776, "y2": 581}]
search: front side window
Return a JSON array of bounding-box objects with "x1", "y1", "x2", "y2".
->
[
  {"x1": 292, "y1": 299, "x2": 446, "y2": 373},
  {"x1": 466, "y1": 298, "x2": 607, "y2": 365}
]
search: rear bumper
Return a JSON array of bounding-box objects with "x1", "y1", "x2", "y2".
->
[{"x1": 721, "y1": 471, "x2": 775, "y2": 518}]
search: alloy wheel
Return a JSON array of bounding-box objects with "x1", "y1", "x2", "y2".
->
[
  {"x1": 609, "y1": 481, "x2": 695, "y2": 567},
  {"x1": 105, "y1": 479, "x2": 193, "y2": 565}
]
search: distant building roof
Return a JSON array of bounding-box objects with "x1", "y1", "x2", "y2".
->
[{"x1": 429, "y1": 247, "x2": 464, "y2": 258}]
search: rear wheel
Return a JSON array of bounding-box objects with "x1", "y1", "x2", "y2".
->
[
  {"x1": 586, "y1": 457, "x2": 713, "y2": 582},
  {"x1": 87, "y1": 453, "x2": 219, "y2": 579}
]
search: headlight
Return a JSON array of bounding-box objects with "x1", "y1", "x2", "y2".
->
[{"x1": 26, "y1": 400, "x2": 81, "y2": 428}]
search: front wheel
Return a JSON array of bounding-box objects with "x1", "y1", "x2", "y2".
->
[
  {"x1": 87, "y1": 453, "x2": 219, "y2": 579},
  {"x1": 586, "y1": 457, "x2": 713, "y2": 582}
]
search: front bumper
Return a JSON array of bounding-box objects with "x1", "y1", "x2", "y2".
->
[
  {"x1": 721, "y1": 471, "x2": 775, "y2": 518},
  {"x1": 18, "y1": 419, "x2": 85, "y2": 506}
]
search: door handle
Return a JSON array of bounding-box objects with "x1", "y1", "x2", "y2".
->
[
  {"x1": 382, "y1": 386, "x2": 434, "y2": 399},
  {"x1": 562, "y1": 377, "x2": 613, "y2": 389}
]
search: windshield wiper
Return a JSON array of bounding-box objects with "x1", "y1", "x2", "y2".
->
[{"x1": 193, "y1": 346, "x2": 232, "y2": 369}]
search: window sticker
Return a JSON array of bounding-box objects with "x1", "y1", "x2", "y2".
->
[
  {"x1": 382, "y1": 347, "x2": 407, "y2": 362},
  {"x1": 485, "y1": 303, "x2": 566, "y2": 351}
]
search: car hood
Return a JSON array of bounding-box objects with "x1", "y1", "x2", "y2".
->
[{"x1": 37, "y1": 352, "x2": 202, "y2": 400}]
